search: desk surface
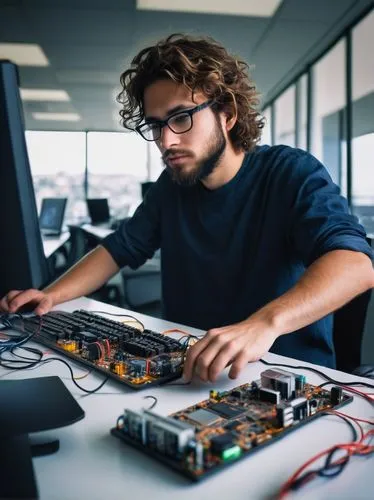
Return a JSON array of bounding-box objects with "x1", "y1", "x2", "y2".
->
[
  {"x1": 1, "y1": 297, "x2": 373, "y2": 500},
  {"x1": 81, "y1": 223, "x2": 113, "y2": 239},
  {"x1": 42, "y1": 232, "x2": 70, "y2": 259}
]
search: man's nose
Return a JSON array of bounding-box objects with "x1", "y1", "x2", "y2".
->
[{"x1": 159, "y1": 125, "x2": 181, "y2": 150}]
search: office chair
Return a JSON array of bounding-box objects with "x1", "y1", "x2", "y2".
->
[
  {"x1": 333, "y1": 288, "x2": 373, "y2": 375},
  {"x1": 120, "y1": 251, "x2": 162, "y2": 316},
  {"x1": 333, "y1": 236, "x2": 374, "y2": 378}
]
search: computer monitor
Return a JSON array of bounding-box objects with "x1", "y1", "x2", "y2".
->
[
  {"x1": 0, "y1": 60, "x2": 50, "y2": 298},
  {"x1": 39, "y1": 197, "x2": 67, "y2": 237},
  {"x1": 86, "y1": 198, "x2": 111, "y2": 225}
]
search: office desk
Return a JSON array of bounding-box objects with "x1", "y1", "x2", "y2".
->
[
  {"x1": 81, "y1": 223, "x2": 113, "y2": 240},
  {"x1": 42, "y1": 232, "x2": 70, "y2": 259},
  {"x1": 1, "y1": 297, "x2": 373, "y2": 500}
]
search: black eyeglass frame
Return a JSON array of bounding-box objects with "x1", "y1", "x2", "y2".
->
[{"x1": 136, "y1": 100, "x2": 214, "y2": 141}]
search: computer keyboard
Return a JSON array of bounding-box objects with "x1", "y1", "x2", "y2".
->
[{"x1": 22, "y1": 310, "x2": 186, "y2": 389}]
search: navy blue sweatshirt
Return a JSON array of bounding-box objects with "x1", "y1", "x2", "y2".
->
[{"x1": 102, "y1": 145, "x2": 373, "y2": 368}]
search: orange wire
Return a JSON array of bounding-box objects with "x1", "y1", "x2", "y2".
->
[{"x1": 162, "y1": 328, "x2": 195, "y2": 336}]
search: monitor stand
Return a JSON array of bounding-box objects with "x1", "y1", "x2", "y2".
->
[
  {"x1": 0, "y1": 434, "x2": 38, "y2": 499},
  {"x1": 0, "y1": 376, "x2": 85, "y2": 498}
]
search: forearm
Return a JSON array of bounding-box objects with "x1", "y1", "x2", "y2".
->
[
  {"x1": 252, "y1": 250, "x2": 374, "y2": 337},
  {"x1": 43, "y1": 245, "x2": 120, "y2": 306}
]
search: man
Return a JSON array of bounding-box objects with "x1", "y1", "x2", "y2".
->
[{"x1": 1, "y1": 34, "x2": 373, "y2": 382}]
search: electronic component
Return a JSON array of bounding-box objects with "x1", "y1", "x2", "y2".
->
[
  {"x1": 308, "y1": 399, "x2": 318, "y2": 415},
  {"x1": 143, "y1": 410, "x2": 195, "y2": 457},
  {"x1": 209, "y1": 402, "x2": 246, "y2": 419},
  {"x1": 248, "y1": 424, "x2": 265, "y2": 434},
  {"x1": 331, "y1": 386, "x2": 343, "y2": 405},
  {"x1": 259, "y1": 387, "x2": 281, "y2": 404},
  {"x1": 295, "y1": 375, "x2": 306, "y2": 391},
  {"x1": 187, "y1": 409, "x2": 221, "y2": 426},
  {"x1": 210, "y1": 432, "x2": 235, "y2": 454},
  {"x1": 21, "y1": 310, "x2": 187, "y2": 389},
  {"x1": 73, "y1": 330, "x2": 98, "y2": 343},
  {"x1": 125, "y1": 409, "x2": 146, "y2": 443},
  {"x1": 289, "y1": 397, "x2": 308, "y2": 420},
  {"x1": 112, "y1": 370, "x2": 353, "y2": 481},
  {"x1": 261, "y1": 369, "x2": 295, "y2": 399},
  {"x1": 225, "y1": 420, "x2": 242, "y2": 430},
  {"x1": 187, "y1": 440, "x2": 204, "y2": 469}
]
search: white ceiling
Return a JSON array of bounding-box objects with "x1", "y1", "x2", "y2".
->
[{"x1": 0, "y1": 0, "x2": 372, "y2": 132}]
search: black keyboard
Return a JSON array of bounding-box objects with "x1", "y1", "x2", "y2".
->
[{"x1": 22, "y1": 310, "x2": 186, "y2": 389}]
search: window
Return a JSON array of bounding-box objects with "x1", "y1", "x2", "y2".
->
[
  {"x1": 261, "y1": 107, "x2": 272, "y2": 145},
  {"x1": 351, "y1": 9, "x2": 374, "y2": 234},
  {"x1": 148, "y1": 141, "x2": 164, "y2": 181},
  {"x1": 311, "y1": 40, "x2": 346, "y2": 189},
  {"x1": 87, "y1": 131, "x2": 149, "y2": 218},
  {"x1": 274, "y1": 85, "x2": 296, "y2": 147},
  {"x1": 296, "y1": 74, "x2": 308, "y2": 151},
  {"x1": 26, "y1": 131, "x2": 86, "y2": 223}
]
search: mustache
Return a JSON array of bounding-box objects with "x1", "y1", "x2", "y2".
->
[{"x1": 162, "y1": 149, "x2": 193, "y2": 162}]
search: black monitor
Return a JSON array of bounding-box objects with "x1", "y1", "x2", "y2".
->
[
  {"x1": 39, "y1": 197, "x2": 67, "y2": 236},
  {"x1": 0, "y1": 60, "x2": 50, "y2": 298},
  {"x1": 86, "y1": 198, "x2": 111, "y2": 224}
]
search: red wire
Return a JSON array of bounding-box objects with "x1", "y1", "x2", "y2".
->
[
  {"x1": 328, "y1": 409, "x2": 374, "y2": 427},
  {"x1": 104, "y1": 338, "x2": 111, "y2": 357},
  {"x1": 278, "y1": 421, "x2": 374, "y2": 498}
]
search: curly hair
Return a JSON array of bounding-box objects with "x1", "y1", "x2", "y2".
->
[{"x1": 117, "y1": 33, "x2": 264, "y2": 152}]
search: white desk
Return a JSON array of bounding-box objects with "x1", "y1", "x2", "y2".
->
[
  {"x1": 1, "y1": 297, "x2": 373, "y2": 500},
  {"x1": 42, "y1": 232, "x2": 70, "y2": 259},
  {"x1": 81, "y1": 223, "x2": 113, "y2": 240}
]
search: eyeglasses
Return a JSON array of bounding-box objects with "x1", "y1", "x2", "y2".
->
[{"x1": 136, "y1": 100, "x2": 213, "y2": 142}]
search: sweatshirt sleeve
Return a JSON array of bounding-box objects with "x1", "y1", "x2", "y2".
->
[
  {"x1": 101, "y1": 173, "x2": 165, "y2": 269},
  {"x1": 286, "y1": 150, "x2": 374, "y2": 267}
]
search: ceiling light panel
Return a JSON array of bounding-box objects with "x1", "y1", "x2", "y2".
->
[
  {"x1": 32, "y1": 112, "x2": 81, "y2": 122},
  {"x1": 21, "y1": 89, "x2": 70, "y2": 102},
  {"x1": 137, "y1": 0, "x2": 282, "y2": 17},
  {"x1": 0, "y1": 43, "x2": 50, "y2": 66}
]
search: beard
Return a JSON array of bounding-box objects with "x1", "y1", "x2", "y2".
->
[{"x1": 162, "y1": 120, "x2": 226, "y2": 186}]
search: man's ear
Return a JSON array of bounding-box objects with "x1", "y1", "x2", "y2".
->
[
  {"x1": 224, "y1": 98, "x2": 238, "y2": 132},
  {"x1": 226, "y1": 112, "x2": 237, "y2": 132}
]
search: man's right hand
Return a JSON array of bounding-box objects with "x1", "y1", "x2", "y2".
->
[{"x1": 0, "y1": 289, "x2": 54, "y2": 315}]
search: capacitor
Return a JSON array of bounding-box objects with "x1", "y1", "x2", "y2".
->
[{"x1": 331, "y1": 386, "x2": 343, "y2": 405}]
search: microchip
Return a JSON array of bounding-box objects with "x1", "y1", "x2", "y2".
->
[
  {"x1": 187, "y1": 408, "x2": 221, "y2": 426},
  {"x1": 73, "y1": 330, "x2": 98, "y2": 342},
  {"x1": 248, "y1": 424, "x2": 265, "y2": 434},
  {"x1": 209, "y1": 402, "x2": 246, "y2": 419},
  {"x1": 224, "y1": 420, "x2": 242, "y2": 430},
  {"x1": 210, "y1": 432, "x2": 235, "y2": 453}
]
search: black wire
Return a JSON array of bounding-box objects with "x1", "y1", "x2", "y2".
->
[
  {"x1": 320, "y1": 446, "x2": 350, "y2": 478},
  {"x1": 39, "y1": 356, "x2": 109, "y2": 394},
  {"x1": 166, "y1": 381, "x2": 191, "y2": 386},
  {"x1": 143, "y1": 395, "x2": 158, "y2": 409},
  {"x1": 288, "y1": 412, "x2": 358, "y2": 492},
  {"x1": 259, "y1": 358, "x2": 374, "y2": 390},
  {"x1": 1, "y1": 346, "x2": 108, "y2": 394},
  {"x1": 0, "y1": 351, "x2": 42, "y2": 370},
  {"x1": 11, "y1": 346, "x2": 44, "y2": 362}
]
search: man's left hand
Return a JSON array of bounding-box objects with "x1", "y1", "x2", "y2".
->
[{"x1": 183, "y1": 318, "x2": 278, "y2": 382}]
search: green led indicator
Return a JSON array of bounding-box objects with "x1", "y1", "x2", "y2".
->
[{"x1": 222, "y1": 445, "x2": 241, "y2": 461}]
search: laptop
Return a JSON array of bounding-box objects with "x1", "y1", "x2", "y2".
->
[
  {"x1": 86, "y1": 198, "x2": 111, "y2": 226},
  {"x1": 39, "y1": 198, "x2": 67, "y2": 237}
]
